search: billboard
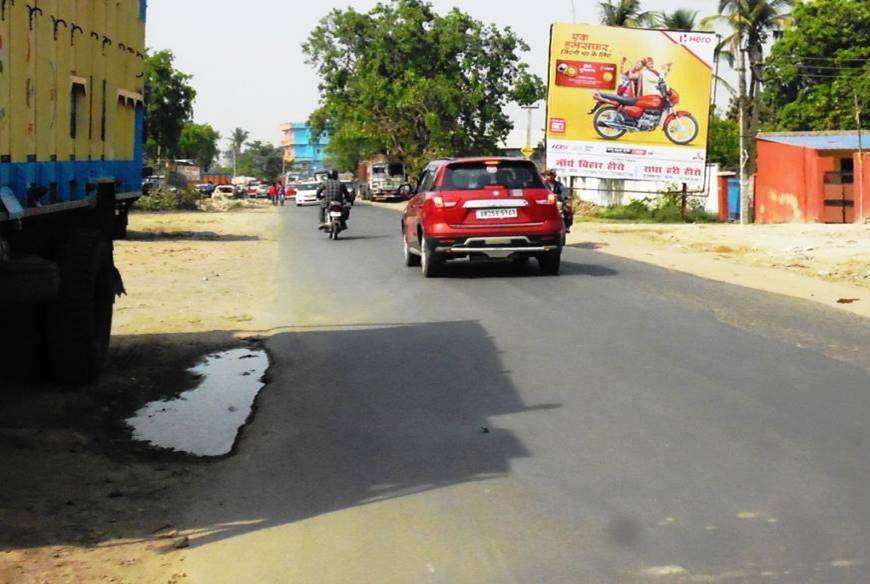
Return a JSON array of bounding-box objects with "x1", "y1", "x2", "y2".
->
[{"x1": 546, "y1": 23, "x2": 716, "y2": 186}]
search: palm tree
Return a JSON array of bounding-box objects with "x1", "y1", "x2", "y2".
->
[
  {"x1": 230, "y1": 128, "x2": 250, "y2": 177},
  {"x1": 598, "y1": 0, "x2": 651, "y2": 27},
  {"x1": 704, "y1": 0, "x2": 792, "y2": 223},
  {"x1": 654, "y1": 8, "x2": 699, "y2": 31}
]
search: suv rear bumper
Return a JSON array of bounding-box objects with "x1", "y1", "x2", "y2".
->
[{"x1": 428, "y1": 235, "x2": 562, "y2": 259}]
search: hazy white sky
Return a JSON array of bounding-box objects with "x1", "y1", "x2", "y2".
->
[{"x1": 146, "y1": 0, "x2": 728, "y2": 150}]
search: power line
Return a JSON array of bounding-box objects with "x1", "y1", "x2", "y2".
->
[{"x1": 789, "y1": 56, "x2": 870, "y2": 63}]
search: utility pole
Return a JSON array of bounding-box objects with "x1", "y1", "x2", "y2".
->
[
  {"x1": 570, "y1": 0, "x2": 576, "y2": 23},
  {"x1": 737, "y1": 34, "x2": 751, "y2": 225},
  {"x1": 521, "y1": 104, "x2": 540, "y2": 160}
]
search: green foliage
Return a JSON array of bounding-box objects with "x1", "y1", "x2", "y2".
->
[
  {"x1": 599, "y1": 0, "x2": 651, "y2": 27},
  {"x1": 178, "y1": 123, "x2": 221, "y2": 171},
  {"x1": 235, "y1": 141, "x2": 284, "y2": 182},
  {"x1": 135, "y1": 188, "x2": 201, "y2": 212},
  {"x1": 598, "y1": 199, "x2": 652, "y2": 220},
  {"x1": 303, "y1": 0, "x2": 544, "y2": 174},
  {"x1": 144, "y1": 50, "x2": 196, "y2": 160},
  {"x1": 762, "y1": 0, "x2": 870, "y2": 131},
  {"x1": 709, "y1": 115, "x2": 739, "y2": 171},
  {"x1": 652, "y1": 8, "x2": 699, "y2": 31},
  {"x1": 595, "y1": 196, "x2": 718, "y2": 223}
]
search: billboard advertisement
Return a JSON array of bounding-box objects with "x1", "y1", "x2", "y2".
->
[{"x1": 546, "y1": 23, "x2": 716, "y2": 185}]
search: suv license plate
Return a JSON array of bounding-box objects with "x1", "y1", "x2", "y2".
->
[{"x1": 476, "y1": 208, "x2": 518, "y2": 220}]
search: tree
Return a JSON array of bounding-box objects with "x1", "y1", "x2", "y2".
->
[
  {"x1": 709, "y1": 115, "x2": 740, "y2": 171},
  {"x1": 653, "y1": 8, "x2": 699, "y2": 31},
  {"x1": 303, "y1": 0, "x2": 545, "y2": 174},
  {"x1": 143, "y1": 50, "x2": 196, "y2": 162},
  {"x1": 230, "y1": 128, "x2": 250, "y2": 177},
  {"x1": 762, "y1": 0, "x2": 870, "y2": 131},
  {"x1": 178, "y1": 123, "x2": 221, "y2": 172},
  {"x1": 704, "y1": 0, "x2": 792, "y2": 223},
  {"x1": 598, "y1": 0, "x2": 651, "y2": 27},
  {"x1": 236, "y1": 141, "x2": 284, "y2": 182}
]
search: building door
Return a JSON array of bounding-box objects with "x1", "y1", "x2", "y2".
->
[
  {"x1": 823, "y1": 160, "x2": 855, "y2": 223},
  {"x1": 727, "y1": 178, "x2": 740, "y2": 221}
]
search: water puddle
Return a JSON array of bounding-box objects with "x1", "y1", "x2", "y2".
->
[{"x1": 126, "y1": 348, "x2": 269, "y2": 457}]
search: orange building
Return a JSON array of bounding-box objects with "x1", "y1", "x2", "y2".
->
[{"x1": 755, "y1": 132, "x2": 869, "y2": 224}]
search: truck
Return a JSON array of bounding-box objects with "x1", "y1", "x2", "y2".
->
[
  {"x1": 357, "y1": 158, "x2": 408, "y2": 201},
  {"x1": 0, "y1": 0, "x2": 147, "y2": 382}
]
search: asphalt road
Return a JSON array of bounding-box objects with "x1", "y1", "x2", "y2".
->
[{"x1": 180, "y1": 204, "x2": 870, "y2": 583}]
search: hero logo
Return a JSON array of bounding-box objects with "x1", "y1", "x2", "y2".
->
[
  {"x1": 550, "y1": 144, "x2": 569, "y2": 151},
  {"x1": 550, "y1": 118, "x2": 567, "y2": 134},
  {"x1": 678, "y1": 33, "x2": 714, "y2": 45}
]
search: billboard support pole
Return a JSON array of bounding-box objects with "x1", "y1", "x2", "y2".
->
[{"x1": 680, "y1": 182, "x2": 688, "y2": 222}]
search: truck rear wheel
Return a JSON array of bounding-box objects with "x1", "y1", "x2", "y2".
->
[
  {"x1": 47, "y1": 229, "x2": 115, "y2": 383},
  {"x1": 0, "y1": 256, "x2": 59, "y2": 304},
  {"x1": 0, "y1": 305, "x2": 42, "y2": 381}
]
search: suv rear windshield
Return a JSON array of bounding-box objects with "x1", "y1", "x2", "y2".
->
[{"x1": 441, "y1": 161, "x2": 544, "y2": 190}]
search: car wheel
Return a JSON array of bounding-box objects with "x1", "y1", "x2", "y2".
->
[
  {"x1": 404, "y1": 236, "x2": 421, "y2": 267},
  {"x1": 538, "y1": 251, "x2": 561, "y2": 276},
  {"x1": 421, "y1": 237, "x2": 440, "y2": 278}
]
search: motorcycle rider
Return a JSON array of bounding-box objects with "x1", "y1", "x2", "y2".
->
[
  {"x1": 544, "y1": 170, "x2": 573, "y2": 233},
  {"x1": 316, "y1": 169, "x2": 352, "y2": 228}
]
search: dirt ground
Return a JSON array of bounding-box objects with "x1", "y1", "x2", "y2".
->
[
  {"x1": 0, "y1": 205, "x2": 280, "y2": 584},
  {"x1": 570, "y1": 222, "x2": 870, "y2": 318}
]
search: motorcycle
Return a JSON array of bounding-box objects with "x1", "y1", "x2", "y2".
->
[
  {"x1": 322, "y1": 201, "x2": 348, "y2": 240},
  {"x1": 589, "y1": 74, "x2": 699, "y2": 146}
]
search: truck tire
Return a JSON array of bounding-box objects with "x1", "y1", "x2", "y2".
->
[
  {"x1": 0, "y1": 256, "x2": 59, "y2": 304},
  {"x1": 0, "y1": 305, "x2": 42, "y2": 381},
  {"x1": 46, "y1": 229, "x2": 115, "y2": 384}
]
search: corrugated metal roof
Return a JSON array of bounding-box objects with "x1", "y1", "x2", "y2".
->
[{"x1": 758, "y1": 132, "x2": 867, "y2": 151}]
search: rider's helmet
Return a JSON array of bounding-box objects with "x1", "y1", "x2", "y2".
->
[{"x1": 327, "y1": 169, "x2": 339, "y2": 180}]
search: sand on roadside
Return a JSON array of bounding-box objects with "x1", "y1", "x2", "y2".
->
[{"x1": 0, "y1": 206, "x2": 282, "y2": 584}]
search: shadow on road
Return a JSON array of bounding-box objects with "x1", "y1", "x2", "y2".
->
[
  {"x1": 567, "y1": 241, "x2": 607, "y2": 250},
  {"x1": 436, "y1": 259, "x2": 618, "y2": 279},
  {"x1": 0, "y1": 320, "x2": 557, "y2": 554}
]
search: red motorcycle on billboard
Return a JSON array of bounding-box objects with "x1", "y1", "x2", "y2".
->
[{"x1": 589, "y1": 69, "x2": 700, "y2": 146}]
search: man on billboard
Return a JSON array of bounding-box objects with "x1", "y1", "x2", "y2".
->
[{"x1": 546, "y1": 23, "x2": 716, "y2": 185}]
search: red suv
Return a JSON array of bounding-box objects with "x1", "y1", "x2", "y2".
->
[{"x1": 402, "y1": 158, "x2": 565, "y2": 277}]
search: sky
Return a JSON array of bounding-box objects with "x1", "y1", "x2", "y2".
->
[{"x1": 145, "y1": 0, "x2": 729, "y2": 152}]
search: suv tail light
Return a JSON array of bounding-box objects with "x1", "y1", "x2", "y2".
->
[
  {"x1": 536, "y1": 194, "x2": 557, "y2": 205},
  {"x1": 433, "y1": 196, "x2": 458, "y2": 208}
]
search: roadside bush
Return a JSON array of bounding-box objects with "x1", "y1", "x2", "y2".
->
[
  {"x1": 598, "y1": 199, "x2": 652, "y2": 221},
  {"x1": 595, "y1": 195, "x2": 719, "y2": 224},
  {"x1": 135, "y1": 188, "x2": 201, "y2": 212}
]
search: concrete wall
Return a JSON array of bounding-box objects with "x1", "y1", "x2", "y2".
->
[
  {"x1": 855, "y1": 152, "x2": 870, "y2": 223},
  {"x1": 573, "y1": 165, "x2": 720, "y2": 215},
  {"x1": 755, "y1": 141, "x2": 808, "y2": 223}
]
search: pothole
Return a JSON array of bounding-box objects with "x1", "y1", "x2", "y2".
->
[{"x1": 126, "y1": 348, "x2": 269, "y2": 457}]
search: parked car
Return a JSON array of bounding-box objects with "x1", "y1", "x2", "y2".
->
[
  {"x1": 401, "y1": 157, "x2": 565, "y2": 277},
  {"x1": 212, "y1": 185, "x2": 237, "y2": 199},
  {"x1": 196, "y1": 183, "x2": 217, "y2": 197},
  {"x1": 257, "y1": 184, "x2": 270, "y2": 198},
  {"x1": 295, "y1": 180, "x2": 321, "y2": 206}
]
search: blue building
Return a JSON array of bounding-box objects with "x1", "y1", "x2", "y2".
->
[{"x1": 281, "y1": 123, "x2": 330, "y2": 175}]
